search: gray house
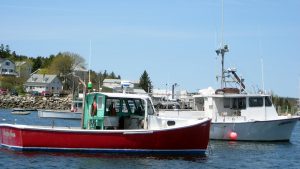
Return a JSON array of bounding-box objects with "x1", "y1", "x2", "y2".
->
[
  {"x1": 0, "y1": 58, "x2": 17, "y2": 76},
  {"x1": 24, "y1": 74, "x2": 63, "y2": 94},
  {"x1": 16, "y1": 61, "x2": 32, "y2": 79}
]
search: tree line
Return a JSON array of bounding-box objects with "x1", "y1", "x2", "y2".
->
[
  {"x1": 271, "y1": 94, "x2": 298, "y2": 115},
  {"x1": 1, "y1": 44, "x2": 152, "y2": 94}
]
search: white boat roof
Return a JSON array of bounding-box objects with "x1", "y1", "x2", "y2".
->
[
  {"x1": 88, "y1": 92, "x2": 151, "y2": 99},
  {"x1": 193, "y1": 93, "x2": 271, "y2": 98}
]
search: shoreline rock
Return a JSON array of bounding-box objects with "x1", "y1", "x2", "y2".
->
[{"x1": 0, "y1": 95, "x2": 72, "y2": 110}]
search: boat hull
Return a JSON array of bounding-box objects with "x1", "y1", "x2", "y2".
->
[
  {"x1": 11, "y1": 111, "x2": 31, "y2": 115},
  {"x1": 211, "y1": 117, "x2": 299, "y2": 141},
  {"x1": 38, "y1": 110, "x2": 82, "y2": 120},
  {"x1": 0, "y1": 119, "x2": 211, "y2": 154}
]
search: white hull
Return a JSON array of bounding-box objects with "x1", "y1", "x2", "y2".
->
[
  {"x1": 158, "y1": 111, "x2": 299, "y2": 141},
  {"x1": 211, "y1": 118, "x2": 299, "y2": 141},
  {"x1": 38, "y1": 110, "x2": 82, "y2": 120}
]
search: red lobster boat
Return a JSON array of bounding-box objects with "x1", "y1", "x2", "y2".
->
[{"x1": 0, "y1": 92, "x2": 211, "y2": 154}]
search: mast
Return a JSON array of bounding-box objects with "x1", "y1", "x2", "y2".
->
[{"x1": 87, "y1": 40, "x2": 93, "y2": 90}]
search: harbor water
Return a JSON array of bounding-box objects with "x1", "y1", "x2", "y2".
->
[{"x1": 0, "y1": 108, "x2": 299, "y2": 169}]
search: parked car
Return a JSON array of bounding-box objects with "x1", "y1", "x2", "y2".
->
[
  {"x1": 0, "y1": 88, "x2": 8, "y2": 95},
  {"x1": 10, "y1": 89, "x2": 18, "y2": 96},
  {"x1": 53, "y1": 93, "x2": 60, "y2": 97},
  {"x1": 41, "y1": 91, "x2": 52, "y2": 97},
  {"x1": 30, "y1": 91, "x2": 40, "y2": 96}
]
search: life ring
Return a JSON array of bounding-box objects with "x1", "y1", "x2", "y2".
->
[{"x1": 91, "y1": 102, "x2": 97, "y2": 116}]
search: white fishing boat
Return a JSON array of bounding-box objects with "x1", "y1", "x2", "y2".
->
[
  {"x1": 159, "y1": 44, "x2": 299, "y2": 141},
  {"x1": 11, "y1": 111, "x2": 31, "y2": 115},
  {"x1": 11, "y1": 108, "x2": 36, "y2": 115},
  {"x1": 38, "y1": 110, "x2": 82, "y2": 119},
  {"x1": 38, "y1": 100, "x2": 83, "y2": 120}
]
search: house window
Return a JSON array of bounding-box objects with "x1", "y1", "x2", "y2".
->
[{"x1": 5, "y1": 62, "x2": 10, "y2": 66}]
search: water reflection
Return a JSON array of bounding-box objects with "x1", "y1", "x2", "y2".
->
[{"x1": 0, "y1": 148, "x2": 208, "y2": 163}]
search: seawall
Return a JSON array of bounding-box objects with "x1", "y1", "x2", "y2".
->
[{"x1": 0, "y1": 95, "x2": 72, "y2": 110}]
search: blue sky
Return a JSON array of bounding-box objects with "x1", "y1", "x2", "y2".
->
[{"x1": 1, "y1": 0, "x2": 299, "y2": 97}]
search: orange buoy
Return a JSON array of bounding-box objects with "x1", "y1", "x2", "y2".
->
[{"x1": 229, "y1": 131, "x2": 238, "y2": 140}]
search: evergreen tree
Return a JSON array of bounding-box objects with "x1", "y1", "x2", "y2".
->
[
  {"x1": 139, "y1": 70, "x2": 152, "y2": 93},
  {"x1": 0, "y1": 44, "x2": 11, "y2": 58},
  {"x1": 103, "y1": 70, "x2": 108, "y2": 79},
  {"x1": 32, "y1": 57, "x2": 42, "y2": 72},
  {"x1": 110, "y1": 71, "x2": 116, "y2": 79}
]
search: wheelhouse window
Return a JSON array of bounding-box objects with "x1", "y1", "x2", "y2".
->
[
  {"x1": 223, "y1": 97, "x2": 246, "y2": 109},
  {"x1": 249, "y1": 97, "x2": 263, "y2": 107},
  {"x1": 265, "y1": 96, "x2": 272, "y2": 107},
  {"x1": 127, "y1": 99, "x2": 136, "y2": 113},
  {"x1": 105, "y1": 98, "x2": 146, "y2": 116},
  {"x1": 147, "y1": 99, "x2": 154, "y2": 115},
  {"x1": 195, "y1": 97, "x2": 205, "y2": 111},
  {"x1": 97, "y1": 96, "x2": 103, "y2": 109},
  {"x1": 121, "y1": 101, "x2": 129, "y2": 113},
  {"x1": 224, "y1": 98, "x2": 230, "y2": 108},
  {"x1": 106, "y1": 98, "x2": 120, "y2": 114}
]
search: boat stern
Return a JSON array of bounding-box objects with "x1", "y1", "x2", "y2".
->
[{"x1": 0, "y1": 124, "x2": 24, "y2": 149}]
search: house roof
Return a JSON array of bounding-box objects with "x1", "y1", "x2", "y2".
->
[
  {"x1": 73, "y1": 65, "x2": 87, "y2": 72},
  {"x1": 15, "y1": 61, "x2": 28, "y2": 66},
  {"x1": 25, "y1": 74, "x2": 59, "y2": 84},
  {"x1": 0, "y1": 58, "x2": 14, "y2": 64},
  {"x1": 103, "y1": 79, "x2": 121, "y2": 83}
]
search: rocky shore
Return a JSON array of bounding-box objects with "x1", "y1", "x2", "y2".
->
[{"x1": 0, "y1": 95, "x2": 72, "y2": 110}]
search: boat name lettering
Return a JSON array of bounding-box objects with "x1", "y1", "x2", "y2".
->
[{"x1": 3, "y1": 131, "x2": 16, "y2": 138}]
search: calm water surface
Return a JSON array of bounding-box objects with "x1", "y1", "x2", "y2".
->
[{"x1": 0, "y1": 108, "x2": 299, "y2": 169}]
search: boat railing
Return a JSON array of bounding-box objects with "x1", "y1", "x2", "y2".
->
[{"x1": 218, "y1": 115, "x2": 247, "y2": 122}]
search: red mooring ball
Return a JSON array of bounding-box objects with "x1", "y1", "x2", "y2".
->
[{"x1": 229, "y1": 132, "x2": 238, "y2": 140}]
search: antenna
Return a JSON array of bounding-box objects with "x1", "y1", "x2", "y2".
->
[
  {"x1": 298, "y1": 75, "x2": 300, "y2": 110},
  {"x1": 260, "y1": 58, "x2": 265, "y2": 93},
  {"x1": 215, "y1": 0, "x2": 229, "y2": 89},
  {"x1": 89, "y1": 40, "x2": 91, "y2": 82},
  {"x1": 221, "y1": 0, "x2": 224, "y2": 47},
  {"x1": 87, "y1": 40, "x2": 93, "y2": 90},
  {"x1": 258, "y1": 27, "x2": 265, "y2": 93}
]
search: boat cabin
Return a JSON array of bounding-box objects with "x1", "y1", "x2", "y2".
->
[
  {"x1": 82, "y1": 92, "x2": 155, "y2": 130},
  {"x1": 155, "y1": 101, "x2": 181, "y2": 110},
  {"x1": 193, "y1": 93, "x2": 279, "y2": 122}
]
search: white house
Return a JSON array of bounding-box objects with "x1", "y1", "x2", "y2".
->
[
  {"x1": 24, "y1": 74, "x2": 63, "y2": 94},
  {"x1": 0, "y1": 58, "x2": 17, "y2": 76},
  {"x1": 102, "y1": 79, "x2": 122, "y2": 89},
  {"x1": 102, "y1": 79, "x2": 146, "y2": 94}
]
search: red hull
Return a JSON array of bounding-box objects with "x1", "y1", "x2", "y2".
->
[{"x1": 0, "y1": 119, "x2": 211, "y2": 154}]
